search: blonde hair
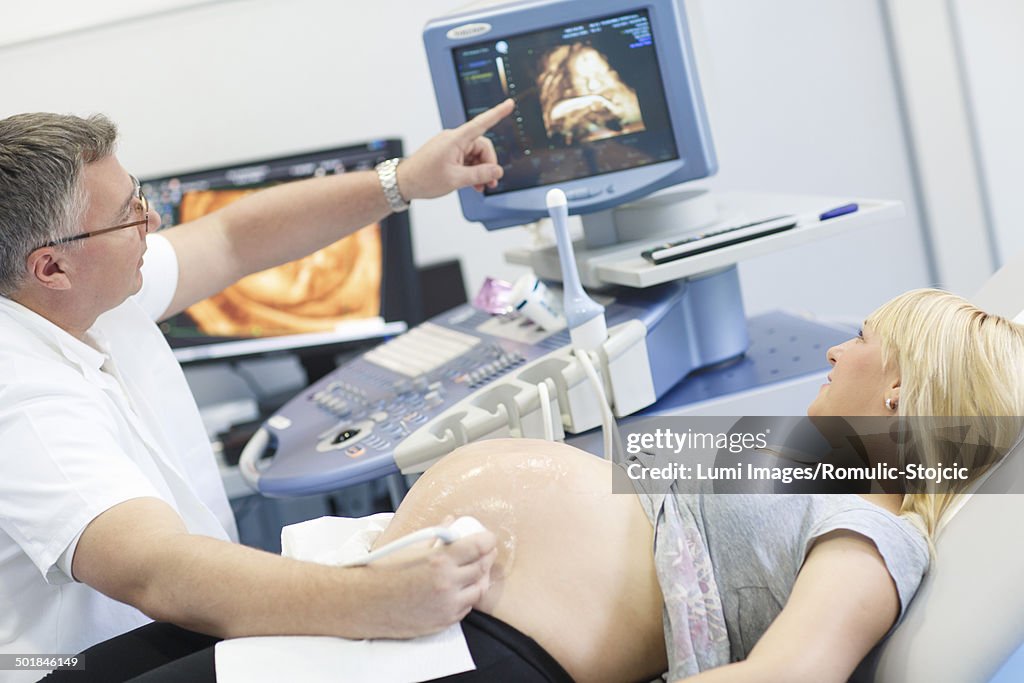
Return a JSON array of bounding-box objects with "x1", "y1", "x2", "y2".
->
[{"x1": 866, "y1": 288, "x2": 1024, "y2": 544}]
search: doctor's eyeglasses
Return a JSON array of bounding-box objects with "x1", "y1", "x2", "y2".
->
[{"x1": 43, "y1": 175, "x2": 150, "y2": 248}]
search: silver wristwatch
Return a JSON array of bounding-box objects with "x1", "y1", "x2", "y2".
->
[{"x1": 375, "y1": 158, "x2": 409, "y2": 213}]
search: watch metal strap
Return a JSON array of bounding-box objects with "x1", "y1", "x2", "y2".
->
[{"x1": 375, "y1": 158, "x2": 409, "y2": 213}]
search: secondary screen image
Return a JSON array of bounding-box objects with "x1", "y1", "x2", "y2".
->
[
  {"x1": 454, "y1": 10, "x2": 679, "y2": 193},
  {"x1": 147, "y1": 175, "x2": 382, "y2": 344}
]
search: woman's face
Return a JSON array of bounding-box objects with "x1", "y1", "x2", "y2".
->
[{"x1": 807, "y1": 324, "x2": 900, "y2": 417}]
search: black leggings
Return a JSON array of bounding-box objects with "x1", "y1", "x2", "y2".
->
[
  {"x1": 40, "y1": 611, "x2": 574, "y2": 682},
  {"x1": 39, "y1": 622, "x2": 217, "y2": 682},
  {"x1": 436, "y1": 610, "x2": 574, "y2": 682}
]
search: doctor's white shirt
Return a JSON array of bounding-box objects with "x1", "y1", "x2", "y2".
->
[{"x1": 0, "y1": 233, "x2": 237, "y2": 679}]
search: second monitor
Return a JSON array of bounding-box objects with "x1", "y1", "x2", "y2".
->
[{"x1": 143, "y1": 139, "x2": 420, "y2": 364}]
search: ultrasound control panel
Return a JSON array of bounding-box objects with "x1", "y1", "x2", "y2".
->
[
  {"x1": 304, "y1": 327, "x2": 527, "y2": 458},
  {"x1": 240, "y1": 272, "x2": 750, "y2": 496}
]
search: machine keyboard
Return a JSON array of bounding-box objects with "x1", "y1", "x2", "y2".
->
[{"x1": 364, "y1": 322, "x2": 481, "y2": 376}]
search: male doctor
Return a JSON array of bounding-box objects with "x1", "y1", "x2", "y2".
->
[{"x1": 0, "y1": 99, "x2": 513, "y2": 680}]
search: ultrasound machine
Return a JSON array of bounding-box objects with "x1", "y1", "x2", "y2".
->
[{"x1": 231, "y1": 0, "x2": 903, "y2": 496}]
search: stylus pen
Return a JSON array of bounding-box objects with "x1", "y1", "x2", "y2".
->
[{"x1": 819, "y1": 203, "x2": 858, "y2": 221}]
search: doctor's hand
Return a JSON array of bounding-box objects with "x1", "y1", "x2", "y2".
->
[
  {"x1": 351, "y1": 529, "x2": 498, "y2": 638},
  {"x1": 397, "y1": 98, "x2": 514, "y2": 200}
]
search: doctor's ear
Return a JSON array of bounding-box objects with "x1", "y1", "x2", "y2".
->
[{"x1": 26, "y1": 248, "x2": 73, "y2": 291}]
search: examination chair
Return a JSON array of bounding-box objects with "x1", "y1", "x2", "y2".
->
[
  {"x1": 855, "y1": 256, "x2": 1024, "y2": 683},
  {"x1": 854, "y1": 440, "x2": 1024, "y2": 682}
]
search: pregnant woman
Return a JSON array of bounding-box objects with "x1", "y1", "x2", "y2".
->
[{"x1": 377, "y1": 288, "x2": 1024, "y2": 682}]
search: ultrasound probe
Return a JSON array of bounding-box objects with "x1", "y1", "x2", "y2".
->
[{"x1": 339, "y1": 516, "x2": 487, "y2": 567}]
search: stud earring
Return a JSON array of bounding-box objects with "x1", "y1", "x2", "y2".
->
[{"x1": 885, "y1": 398, "x2": 898, "y2": 411}]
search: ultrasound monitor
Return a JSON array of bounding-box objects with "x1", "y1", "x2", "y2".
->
[
  {"x1": 424, "y1": 0, "x2": 716, "y2": 231},
  {"x1": 143, "y1": 140, "x2": 421, "y2": 363}
]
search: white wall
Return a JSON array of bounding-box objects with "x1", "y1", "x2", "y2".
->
[
  {"x1": 0, "y1": 0, "x2": 936, "y2": 322},
  {"x1": 0, "y1": 0, "x2": 224, "y2": 47},
  {"x1": 951, "y1": 0, "x2": 1024, "y2": 265},
  {"x1": 883, "y1": 0, "x2": 998, "y2": 296},
  {"x1": 688, "y1": 0, "x2": 932, "y2": 318}
]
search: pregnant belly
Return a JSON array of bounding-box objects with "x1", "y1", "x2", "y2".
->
[{"x1": 376, "y1": 439, "x2": 667, "y2": 683}]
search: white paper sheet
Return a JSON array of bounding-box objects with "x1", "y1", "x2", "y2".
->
[
  {"x1": 215, "y1": 515, "x2": 476, "y2": 683},
  {"x1": 215, "y1": 627, "x2": 475, "y2": 683}
]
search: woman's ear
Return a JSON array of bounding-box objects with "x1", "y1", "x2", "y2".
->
[
  {"x1": 886, "y1": 386, "x2": 901, "y2": 411},
  {"x1": 887, "y1": 367, "x2": 901, "y2": 394}
]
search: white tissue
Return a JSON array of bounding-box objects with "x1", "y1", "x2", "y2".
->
[
  {"x1": 215, "y1": 515, "x2": 475, "y2": 683},
  {"x1": 280, "y1": 513, "x2": 395, "y2": 564}
]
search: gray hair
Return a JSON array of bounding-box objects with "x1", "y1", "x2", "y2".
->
[{"x1": 0, "y1": 113, "x2": 118, "y2": 296}]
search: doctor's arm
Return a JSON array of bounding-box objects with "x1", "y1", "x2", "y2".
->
[
  {"x1": 676, "y1": 530, "x2": 900, "y2": 683},
  {"x1": 71, "y1": 496, "x2": 497, "y2": 639},
  {"x1": 157, "y1": 98, "x2": 514, "y2": 320}
]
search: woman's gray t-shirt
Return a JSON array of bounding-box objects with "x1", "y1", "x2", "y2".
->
[{"x1": 635, "y1": 489, "x2": 931, "y2": 680}]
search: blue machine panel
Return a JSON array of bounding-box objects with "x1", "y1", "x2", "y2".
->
[{"x1": 243, "y1": 273, "x2": 749, "y2": 496}]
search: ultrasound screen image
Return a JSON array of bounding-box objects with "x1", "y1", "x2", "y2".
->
[
  {"x1": 453, "y1": 10, "x2": 678, "y2": 194},
  {"x1": 538, "y1": 43, "x2": 646, "y2": 145}
]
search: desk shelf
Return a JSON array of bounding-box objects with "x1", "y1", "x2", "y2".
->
[{"x1": 505, "y1": 192, "x2": 904, "y2": 289}]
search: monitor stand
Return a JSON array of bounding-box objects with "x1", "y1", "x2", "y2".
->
[
  {"x1": 578, "y1": 186, "x2": 719, "y2": 249},
  {"x1": 512, "y1": 185, "x2": 749, "y2": 367}
]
